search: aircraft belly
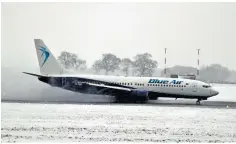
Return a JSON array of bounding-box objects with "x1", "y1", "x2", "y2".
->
[{"x1": 150, "y1": 88, "x2": 208, "y2": 98}]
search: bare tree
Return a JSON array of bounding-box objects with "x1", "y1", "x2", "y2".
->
[
  {"x1": 92, "y1": 60, "x2": 102, "y2": 73},
  {"x1": 133, "y1": 53, "x2": 158, "y2": 77},
  {"x1": 120, "y1": 58, "x2": 133, "y2": 76},
  {"x1": 58, "y1": 51, "x2": 87, "y2": 71},
  {"x1": 101, "y1": 53, "x2": 121, "y2": 75},
  {"x1": 92, "y1": 53, "x2": 121, "y2": 75}
]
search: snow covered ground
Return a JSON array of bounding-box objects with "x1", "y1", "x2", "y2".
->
[{"x1": 1, "y1": 102, "x2": 236, "y2": 142}]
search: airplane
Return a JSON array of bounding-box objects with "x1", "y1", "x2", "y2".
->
[{"x1": 23, "y1": 39, "x2": 219, "y2": 105}]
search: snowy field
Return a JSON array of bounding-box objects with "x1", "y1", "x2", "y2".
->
[{"x1": 1, "y1": 102, "x2": 236, "y2": 142}]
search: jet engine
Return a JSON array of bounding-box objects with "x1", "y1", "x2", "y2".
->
[{"x1": 130, "y1": 90, "x2": 149, "y2": 102}]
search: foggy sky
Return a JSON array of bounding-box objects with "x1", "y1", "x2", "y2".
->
[{"x1": 2, "y1": 2, "x2": 236, "y2": 70}]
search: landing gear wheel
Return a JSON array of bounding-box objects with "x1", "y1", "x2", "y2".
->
[{"x1": 196, "y1": 99, "x2": 201, "y2": 105}]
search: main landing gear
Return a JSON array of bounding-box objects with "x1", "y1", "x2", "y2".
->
[{"x1": 196, "y1": 99, "x2": 201, "y2": 105}]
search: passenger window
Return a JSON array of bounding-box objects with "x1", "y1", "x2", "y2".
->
[{"x1": 203, "y1": 85, "x2": 211, "y2": 88}]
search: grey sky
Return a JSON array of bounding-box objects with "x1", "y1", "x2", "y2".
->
[{"x1": 2, "y1": 2, "x2": 236, "y2": 70}]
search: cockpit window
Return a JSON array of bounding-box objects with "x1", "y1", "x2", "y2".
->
[{"x1": 202, "y1": 85, "x2": 211, "y2": 88}]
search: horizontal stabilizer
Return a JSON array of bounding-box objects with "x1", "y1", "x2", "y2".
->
[{"x1": 22, "y1": 72, "x2": 44, "y2": 77}]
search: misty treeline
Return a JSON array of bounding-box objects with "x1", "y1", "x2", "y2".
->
[
  {"x1": 162, "y1": 65, "x2": 236, "y2": 83},
  {"x1": 57, "y1": 51, "x2": 236, "y2": 83}
]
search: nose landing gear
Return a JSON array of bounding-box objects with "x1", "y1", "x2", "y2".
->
[{"x1": 196, "y1": 97, "x2": 207, "y2": 105}]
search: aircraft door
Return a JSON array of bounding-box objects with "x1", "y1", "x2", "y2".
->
[
  {"x1": 62, "y1": 77, "x2": 67, "y2": 87},
  {"x1": 191, "y1": 83, "x2": 197, "y2": 92}
]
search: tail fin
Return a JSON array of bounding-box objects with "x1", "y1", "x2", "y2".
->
[{"x1": 34, "y1": 39, "x2": 64, "y2": 75}]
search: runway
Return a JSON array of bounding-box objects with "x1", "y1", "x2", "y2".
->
[{"x1": 2, "y1": 99, "x2": 236, "y2": 109}]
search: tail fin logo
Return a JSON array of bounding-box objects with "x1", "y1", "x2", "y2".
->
[{"x1": 38, "y1": 46, "x2": 50, "y2": 67}]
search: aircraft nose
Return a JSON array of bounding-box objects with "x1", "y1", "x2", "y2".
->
[{"x1": 211, "y1": 89, "x2": 219, "y2": 96}]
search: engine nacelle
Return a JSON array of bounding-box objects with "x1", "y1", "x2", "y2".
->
[{"x1": 130, "y1": 90, "x2": 149, "y2": 102}]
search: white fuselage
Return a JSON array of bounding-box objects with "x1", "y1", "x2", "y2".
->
[{"x1": 52, "y1": 74, "x2": 218, "y2": 98}]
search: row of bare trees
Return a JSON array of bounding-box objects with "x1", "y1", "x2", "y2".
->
[{"x1": 57, "y1": 51, "x2": 158, "y2": 76}]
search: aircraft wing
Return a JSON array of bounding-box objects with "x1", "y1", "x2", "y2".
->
[
  {"x1": 22, "y1": 72, "x2": 134, "y2": 94},
  {"x1": 87, "y1": 82, "x2": 132, "y2": 92},
  {"x1": 84, "y1": 82, "x2": 133, "y2": 95}
]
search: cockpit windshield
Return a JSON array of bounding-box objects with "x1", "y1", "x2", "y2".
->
[{"x1": 202, "y1": 85, "x2": 211, "y2": 88}]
